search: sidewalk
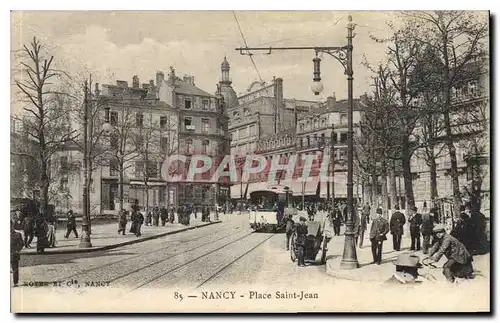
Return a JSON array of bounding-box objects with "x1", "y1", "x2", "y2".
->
[
  {"x1": 20, "y1": 212, "x2": 222, "y2": 256},
  {"x1": 325, "y1": 227, "x2": 490, "y2": 282}
]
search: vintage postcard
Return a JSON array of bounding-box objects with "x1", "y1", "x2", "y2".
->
[{"x1": 10, "y1": 10, "x2": 490, "y2": 313}]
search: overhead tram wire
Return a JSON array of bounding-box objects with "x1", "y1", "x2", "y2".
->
[{"x1": 231, "y1": 11, "x2": 264, "y2": 83}]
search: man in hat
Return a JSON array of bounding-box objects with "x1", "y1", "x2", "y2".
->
[
  {"x1": 421, "y1": 207, "x2": 435, "y2": 254},
  {"x1": 390, "y1": 206, "x2": 406, "y2": 251},
  {"x1": 385, "y1": 253, "x2": 424, "y2": 285},
  {"x1": 11, "y1": 221, "x2": 24, "y2": 287},
  {"x1": 64, "y1": 210, "x2": 78, "y2": 239},
  {"x1": 427, "y1": 224, "x2": 474, "y2": 283},
  {"x1": 369, "y1": 208, "x2": 390, "y2": 265},
  {"x1": 295, "y1": 216, "x2": 308, "y2": 267},
  {"x1": 283, "y1": 213, "x2": 294, "y2": 251},
  {"x1": 408, "y1": 206, "x2": 423, "y2": 251}
]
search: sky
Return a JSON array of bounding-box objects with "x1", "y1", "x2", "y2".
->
[{"x1": 11, "y1": 11, "x2": 402, "y2": 115}]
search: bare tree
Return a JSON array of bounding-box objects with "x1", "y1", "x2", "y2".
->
[
  {"x1": 402, "y1": 10, "x2": 488, "y2": 215},
  {"x1": 14, "y1": 37, "x2": 76, "y2": 217}
]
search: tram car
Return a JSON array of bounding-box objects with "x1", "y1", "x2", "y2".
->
[{"x1": 248, "y1": 185, "x2": 298, "y2": 232}]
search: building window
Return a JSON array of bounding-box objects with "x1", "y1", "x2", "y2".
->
[
  {"x1": 299, "y1": 123, "x2": 304, "y2": 132},
  {"x1": 244, "y1": 108, "x2": 250, "y2": 116},
  {"x1": 314, "y1": 134, "x2": 318, "y2": 145},
  {"x1": 160, "y1": 116, "x2": 168, "y2": 129},
  {"x1": 185, "y1": 139, "x2": 193, "y2": 154},
  {"x1": 201, "y1": 118, "x2": 210, "y2": 133},
  {"x1": 469, "y1": 80, "x2": 478, "y2": 96},
  {"x1": 240, "y1": 126, "x2": 248, "y2": 138},
  {"x1": 313, "y1": 119, "x2": 319, "y2": 129},
  {"x1": 332, "y1": 132, "x2": 337, "y2": 143},
  {"x1": 135, "y1": 134, "x2": 143, "y2": 147},
  {"x1": 307, "y1": 136, "x2": 310, "y2": 147},
  {"x1": 202, "y1": 140, "x2": 209, "y2": 154},
  {"x1": 306, "y1": 120, "x2": 311, "y2": 129},
  {"x1": 110, "y1": 111, "x2": 118, "y2": 126},
  {"x1": 321, "y1": 119, "x2": 326, "y2": 127},
  {"x1": 320, "y1": 133, "x2": 326, "y2": 146},
  {"x1": 340, "y1": 132, "x2": 348, "y2": 143},
  {"x1": 136, "y1": 113, "x2": 143, "y2": 127},
  {"x1": 184, "y1": 117, "x2": 194, "y2": 131},
  {"x1": 59, "y1": 178, "x2": 69, "y2": 190},
  {"x1": 185, "y1": 98, "x2": 192, "y2": 109},
  {"x1": 110, "y1": 134, "x2": 119, "y2": 149},
  {"x1": 202, "y1": 99, "x2": 209, "y2": 110},
  {"x1": 340, "y1": 114, "x2": 347, "y2": 125},
  {"x1": 249, "y1": 125, "x2": 256, "y2": 136},
  {"x1": 110, "y1": 158, "x2": 118, "y2": 176}
]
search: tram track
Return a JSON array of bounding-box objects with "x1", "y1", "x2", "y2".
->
[
  {"x1": 126, "y1": 231, "x2": 264, "y2": 293},
  {"x1": 195, "y1": 233, "x2": 276, "y2": 289},
  {"x1": 51, "y1": 221, "x2": 249, "y2": 284}
]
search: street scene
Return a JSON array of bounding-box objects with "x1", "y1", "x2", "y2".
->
[{"x1": 10, "y1": 11, "x2": 490, "y2": 313}]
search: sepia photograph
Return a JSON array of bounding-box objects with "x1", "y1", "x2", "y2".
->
[{"x1": 9, "y1": 9, "x2": 490, "y2": 313}]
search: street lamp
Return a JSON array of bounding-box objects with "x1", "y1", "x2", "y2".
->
[{"x1": 235, "y1": 15, "x2": 359, "y2": 269}]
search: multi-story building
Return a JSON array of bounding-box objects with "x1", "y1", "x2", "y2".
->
[{"x1": 410, "y1": 56, "x2": 490, "y2": 211}]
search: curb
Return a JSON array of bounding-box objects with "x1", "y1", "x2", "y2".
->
[
  {"x1": 21, "y1": 221, "x2": 222, "y2": 256},
  {"x1": 325, "y1": 257, "x2": 380, "y2": 282}
]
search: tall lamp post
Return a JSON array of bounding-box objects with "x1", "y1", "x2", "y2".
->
[
  {"x1": 79, "y1": 80, "x2": 113, "y2": 248},
  {"x1": 235, "y1": 15, "x2": 358, "y2": 269}
]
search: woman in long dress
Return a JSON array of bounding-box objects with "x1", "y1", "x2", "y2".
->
[{"x1": 46, "y1": 214, "x2": 57, "y2": 248}]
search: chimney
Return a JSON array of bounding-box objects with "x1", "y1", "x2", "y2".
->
[
  {"x1": 149, "y1": 79, "x2": 155, "y2": 87},
  {"x1": 168, "y1": 66, "x2": 176, "y2": 84},
  {"x1": 183, "y1": 75, "x2": 195, "y2": 85},
  {"x1": 326, "y1": 92, "x2": 336, "y2": 109},
  {"x1": 116, "y1": 80, "x2": 128, "y2": 88},
  {"x1": 156, "y1": 71, "x2": 165, "y2": 86},
  {"x1": 132, "y1": 75, "x2": 140, "y2": 88}
]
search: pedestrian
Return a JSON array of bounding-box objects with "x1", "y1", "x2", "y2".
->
[
  {"x1": 135, "y1": 211, "x2": 144, "y2": 237},
  {"x1": 358, "y1": 210, "x2": 368, "y2": 248},
  {"x1": 427, "y1": 224, "x2": 475, "y2": 283},
  {"x1": 421, "y1": 208, "x2": 435, "y2": 254},
  {"x1": 451, "y1": 212, "x2": 470, "y2": 249},
  {"x1": 11, "y1": 221, "x2": 24, "y2": 287},
  {"x1": 362, "y1": 202, "x2": 371, "y2": 224},
  {"x1": 118, "y1": 210, "x2": 127, "y2": 235},
  {"x1": 369, "y1": 208, "x2": 389, "y2": 265},
  {"x1": 129, "y1": 210, "x2": 137, "y2": 234},
  {"x1": 145, "y1": 210, "x2": 152, "y2": 226},
  {"x1": 46, "y1": 212, "x2": 57, "y2": 248},
  {"x1": 295, "y1": 216, "x2": 308, "y2": 267},
  {"x1": 385, "y1": 253, "x2": 423, "y2": 285},
  {"x1": 408, "y1": 206, "x2": 423, "y2": 251},
  {"x1": 152, "y1": 206, "x2": 159, "y2": 227},
  {"x1": 283, "y1": 214, "x2": 294, "y2": 250},
  {"x1": 23, "y1": 214, "x2": 34, "y2": 248},
  {"x1": 390, "y1": 206, "x2": 406, "y2": 251},
  {"x1": 354, "y1": 211, "x2": 361, "y2": 246},
  {"x1": 64, "y1": 210, "x2": 78, "y2": 239},
  {"x1": 34, "y1": 216, "x2": 48, "y2": 253},
  {"x1": 160, "y1": 206, "x2": 168, "y2": 226},
  {"x1": 332, "y1": 208, "x2": 342, "y2": 236},
  {"x1": 169, "y1": 206, "x2": 175, "y2": 224},
  {"x1": 466, "y1": 202, "x2": 487, "y2": 254}
]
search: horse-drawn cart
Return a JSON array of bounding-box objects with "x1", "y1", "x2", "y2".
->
[{"x1": 289, "y1": 219, "x2": 333, "y2": 265}]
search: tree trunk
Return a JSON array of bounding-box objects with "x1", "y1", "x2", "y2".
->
[
  {"x1": 402, "y1": 135, "x2": 415, "y2": 214},
  {"x1": 119, "y1": 168, "x2": 124, "y2": 212},
  {"x1": 428, "y1": 148, "x2": 439, "y2": 208},
  {"x1": 371, "y1": 173, "x2": 378, "y2": 206},
  {"x1": 381, "y1": 159, "x2": 389, "y2": 219},
  {"x1": 388, "y1": 159, "x2": 398, "y2": 210}
]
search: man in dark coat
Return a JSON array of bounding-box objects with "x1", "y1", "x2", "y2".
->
[
  {"x1": 23, "y1": 214, "x2": 34, "y2": 248},
  {"x1": 118, "y1": 210, "x2": 128, "y2": 235},
  {"x1": 283, "y1": 214, "x2": 294, "y2": 251},
  {"x1": 421, "y1": 208, "x2": 435, "y2": 254},
  {"x1": 408, "y1": 206, "x2": 423, "y2": 251},
  {"x1": 295, "y1": 216, "x2": 308, "y2": 267},
  {"x1": 34, "y1": 216, "x2": 48, "y2": 253},
  {"x1": 358, "y1": 211, "x2": 368, "y2": 248},
  {"x1": 428, "y1": 224, "x2": 474, "y2": 283},
  {"x1": 169, "y1": 206, "x2": 175, "y2": 224},
  {"x1": 362, "y1": 202, "x2": 371, "y2": 224},
  {"x1": 160, "y1": 206, "x2": 168, "y2": 226},
  {"x1": 134, "y1": 211, "x2": 144, "y2": 237},
  {"x1": 390, "y1": 206, "x2": 406, "y2": 251},
  {"x1": 11, "y1": 221, "x2": 24, "y2": 287},
  {"x1": 64, "y1": 210, "x2": 78, "y2": 239},
  {"x1": 451, "y1": 212, "x2": 470, "y2": 250},
  {"x1": 332, "y1": 208, "x2": 342, "y2": 236},
  {"x1": 369, "y1": 208, "x2": 389, "y2": 265},
  {"x1": 152, "y1": 206, "x2": 160, "y2": 226}
]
